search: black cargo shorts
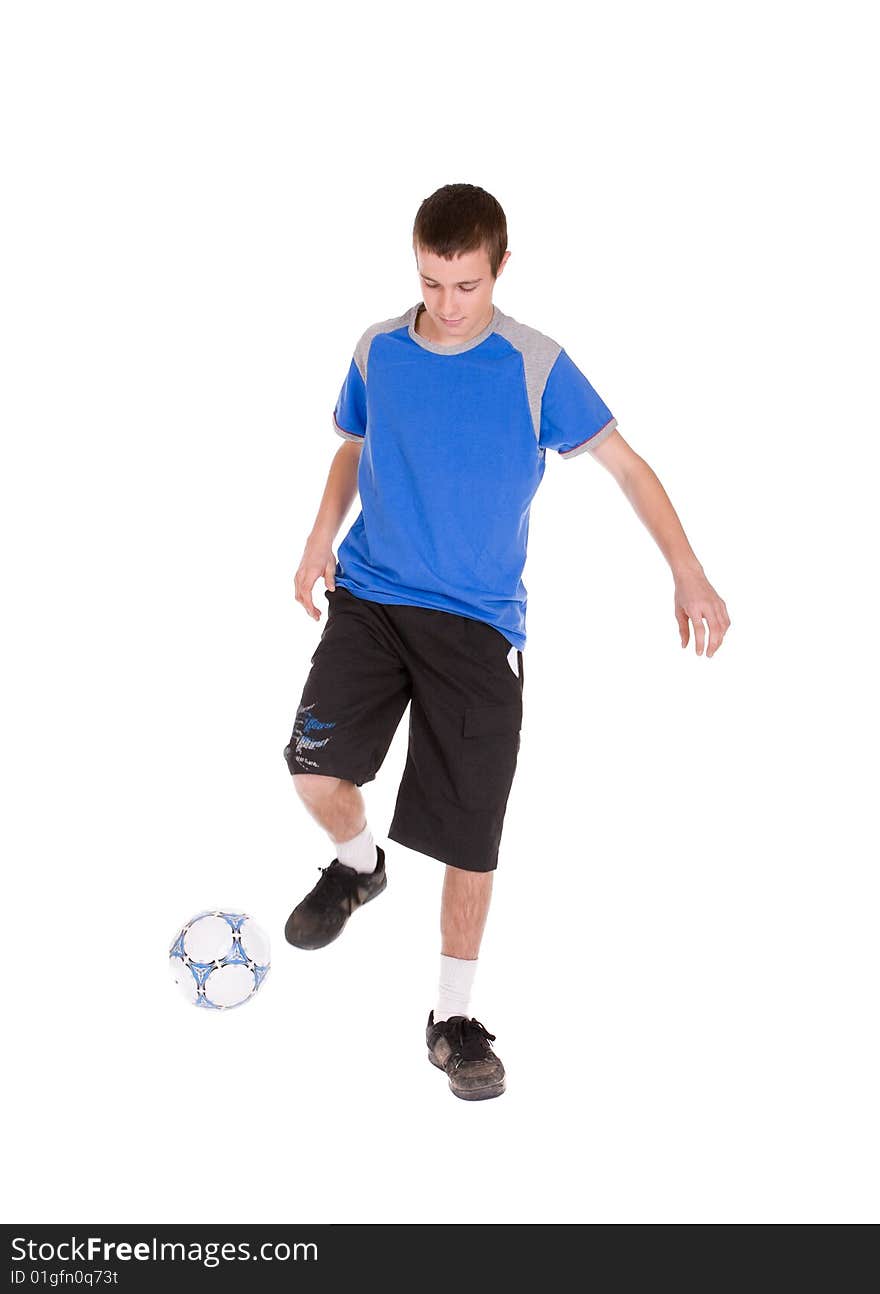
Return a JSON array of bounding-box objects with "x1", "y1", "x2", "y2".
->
[{"x1": 283, "y1": 586, "x2": 524, "y2": 873}]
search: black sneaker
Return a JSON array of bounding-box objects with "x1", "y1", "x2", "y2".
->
[
  {"x1": 285, "y1": 846, "x2": 386, "y2": 950},
  {"x1": 426, "y1": 1011, "x2": 506, "y2": 1101}
]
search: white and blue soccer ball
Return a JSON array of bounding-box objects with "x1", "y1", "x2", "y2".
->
[{"x1": 169, "y1": 911, "x2": 270, "y2": 1010}]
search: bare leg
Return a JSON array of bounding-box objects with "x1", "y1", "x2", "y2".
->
[
  {"x1": 291, "y1": 772, "x2": 366, "y2": 844},
  {"x1": 431, "y1": 868, "x2": 506, "y2": 1099},
  {"x1": 441, "y1": 866, "x2": 494, "y2": 960}
]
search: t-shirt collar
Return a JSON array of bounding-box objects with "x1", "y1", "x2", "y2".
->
[{"x1": 407, "y1": 302, "x2": 500, "y2": 355}]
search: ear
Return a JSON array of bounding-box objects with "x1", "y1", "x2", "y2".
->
[{"x1": 496, "y1": 250, "x2": 511, "y2": 277}]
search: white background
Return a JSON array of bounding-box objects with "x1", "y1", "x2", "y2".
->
[{"x1": 2, "y1": 0, "x2": 877, "y2": 1225}]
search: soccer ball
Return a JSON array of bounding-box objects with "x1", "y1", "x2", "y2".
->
[{"x1": 169, "y1": 910, "x2": 270, "y2": 1010}]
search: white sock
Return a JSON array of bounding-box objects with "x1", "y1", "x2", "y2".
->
[
  {"x1": 334, "y1": 823, "x2": 378, "y2": 873},
  {"x1": 434, "y1": 954, "x2": 478, "y2": 1022}
]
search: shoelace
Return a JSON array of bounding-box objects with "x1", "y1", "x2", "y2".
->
[
  {"x1": 451, "y1": 1017, "x2": 497, "y2": 1061},
  {"x1": 311, "y1": 863, "x2": 359, "y2": 914}
]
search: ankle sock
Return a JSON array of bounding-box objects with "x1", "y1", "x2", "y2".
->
[
  {"x1": 434, "y1": 953, "x2": 478, "y2": 1023},
  {"x1": 334, "y1": 823, "x2": 378, "y2": 873}
]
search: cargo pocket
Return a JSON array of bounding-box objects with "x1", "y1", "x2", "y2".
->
[{"x1": 455, "y1": 702, "x2": 522, "y2": 810}]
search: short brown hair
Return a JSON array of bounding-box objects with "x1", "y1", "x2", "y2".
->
[{"x1": 412, "y1": 183, "x2": 508, "y2": 279}]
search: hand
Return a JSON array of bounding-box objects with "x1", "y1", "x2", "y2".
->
[
  {"x1": 673, "y1": 569, "x2": 730, "y2": 657},
  {"x1": 294, "y1": 538, "x2": 337, "y2": 621}
]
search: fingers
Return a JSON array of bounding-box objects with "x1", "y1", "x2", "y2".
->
[
  {"x1": 692, "y1": 612, "x2": 706, "y2": 656},
  {"x1": 293, "y1": 572, "x2": 321, "y2": 621},
  {"x1": 705, "y1": 597, "x2": 731, "y2": 656},
  {"x1": 689, "y1": 604, "x2": 730, "y2": 656},
  {"x1": 675, "y1": 584, "x2": 731, "y2": 657},
  {"x1": 705, "y1": 615, "x2": 723, "y2": 657},
  {"x1": 299, "y1": 587, "x2": 321, "y2": 620},
  {"x1": 294, "y1": 544, "x2": 339, "y2": 622}
]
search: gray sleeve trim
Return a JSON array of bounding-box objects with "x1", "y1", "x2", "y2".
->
[
  {"x1": 493, "y1": 312, "x2": 618, "y2": 463},
  {"x1": 492, "y1": 311, "x2": 561, "y2": 442},
  {"x1": 332, "y1": 412, "x2": 364, "y2": 442},
  {"x1": 559, "y1": 417, "x2": 618, "y2": 460},
  {"x1": 353, "y1": 307, "x2": 413, "y2": 381},
  {"x1": 335, "y1": 310, "x2": 411, "y2": 443}
]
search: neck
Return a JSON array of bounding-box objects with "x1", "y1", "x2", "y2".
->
[{"x1": 417, "y1": 302, "x2": 494, "y2": 347}]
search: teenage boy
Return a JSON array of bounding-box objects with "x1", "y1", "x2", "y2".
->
[{"x1": 282, "y1": 183, "x2": 730, "y2": 1101}]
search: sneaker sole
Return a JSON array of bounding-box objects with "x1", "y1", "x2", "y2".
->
[
  {"x1": 427, "y1": 1050, "x2": 506, "y2": 1100},
  {"x1": 285, "y1": 874, "x2": 387, "y2": 950}
]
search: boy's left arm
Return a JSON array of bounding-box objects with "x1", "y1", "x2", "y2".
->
[{"x1": 589, "y1": 431, "x2": 731, "y2": 658}]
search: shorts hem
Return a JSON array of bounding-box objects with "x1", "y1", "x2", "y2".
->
[
  {"x1": 283, "y1": 751, "x2": 375, "y2": 787},
  {"x1": 386, "y1": 822, "x2": 498, "y2": 873}
]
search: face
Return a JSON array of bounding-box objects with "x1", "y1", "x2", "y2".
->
[{"x1": 414, "y1": 243, "x2": 510, "y2": 343}]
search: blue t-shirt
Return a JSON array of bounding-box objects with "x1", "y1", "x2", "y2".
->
[{"x1": 331, "y1": 302, "x2": 616, "y2": 650}]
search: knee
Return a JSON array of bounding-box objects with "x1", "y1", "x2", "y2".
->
[{"x1": 291, "y1": 772, "x2": 346, "y2": 808}]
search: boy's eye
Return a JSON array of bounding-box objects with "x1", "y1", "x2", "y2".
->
[{"x1": 425, "y1": 283, "x2": 478, "y2": 292}]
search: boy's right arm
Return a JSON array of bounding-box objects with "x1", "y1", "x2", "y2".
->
[{"x1": 294, "y1": 440, "x2": 362, "y2": 621}]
